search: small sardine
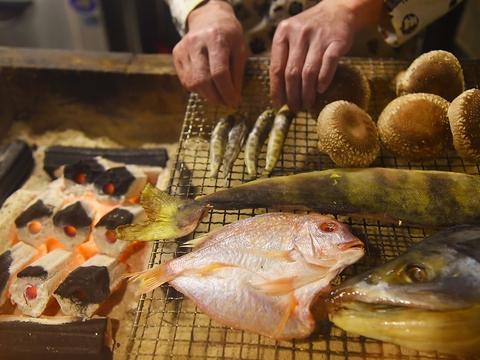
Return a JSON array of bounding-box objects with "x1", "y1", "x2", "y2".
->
[
  {"x1": 328, "y1": 225, "x2": 480, "y2": 355},
  {"x1": 127, "y1": 212, "x2": 364, "y2": 339},
  {"x1": 209, "y1": 116, "x2": 234, "y2": 178},
  {"x1": 264, "y1": 105, "x2": 295, "y2": 175},
  {"x1": 244, "y1": 109, "x2": 275, "y2": 177},
  {"x1": 222, "y1": 114, "x2": 248, "y2": 179}
]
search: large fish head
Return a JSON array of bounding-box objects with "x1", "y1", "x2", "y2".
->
[
  {"x1": 295, "y1": 214, "x2": 365, "y2": 268},
  {"x1": 327, "y1": 225, "x2": 480, "y2": 354},
  {"x1": 330, "y1": 225, "x2": 480, "y2": 311}
]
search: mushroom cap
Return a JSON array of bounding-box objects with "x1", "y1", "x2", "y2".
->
[
  {"x1": 448, "y1": 88, "x2": 480, "y2": 161},
  {"x1": 317, "y1": 100, "x2": 380, "y2": 167},
  {"x1": 378, "y1": 93, "x2": 451, "y2": 161},
  {"x1": 396, "y1": 50, "x2": 464, "y2": 102},
  {"x1": 312, "y1": 63, "x2": 371, "y2": 117}
]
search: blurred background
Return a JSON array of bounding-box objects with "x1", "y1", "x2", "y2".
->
[{"x1": 0, "y1": 0, "x2": 478, "y2": 57}]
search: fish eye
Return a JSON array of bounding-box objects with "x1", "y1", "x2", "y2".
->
[
  {"x1": 320, "y1": 222, "x2": 338, "y2": 232},
  {"x1": 405, "y1": 264, "x2": 428, "y2": 283}
]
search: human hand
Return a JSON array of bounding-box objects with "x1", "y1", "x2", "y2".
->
[
  {"x1": 269, "y1": 0, "x2": 383, "y2": 112},
  {"x1": 173, "y1": 0, "x2": 247, "y2": 108}
]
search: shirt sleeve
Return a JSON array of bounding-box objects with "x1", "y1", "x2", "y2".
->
[
  {"x1": 165, "y1": 0, "x2": 233, "y2": 36},
  {"x1": 380, "y1": 0, "x2": 465, "y2": 47}
]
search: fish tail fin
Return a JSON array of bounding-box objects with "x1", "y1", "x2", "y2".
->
[
  {"x1": 115, "y1": 184, "x2": 208, "y2": 241},
  {"x1": 125, "y1": 263, "x2": 174, "y2": 295}
]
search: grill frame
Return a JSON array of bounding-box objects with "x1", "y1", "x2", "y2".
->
[{"x1": 124, "y1": 57, "x2": 480, "y2": 360}]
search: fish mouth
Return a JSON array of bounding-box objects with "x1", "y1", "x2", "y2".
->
[
  {"x1": 337, "y1": 239, "x2": 364, "y2": 251},
  {"x1": 328, "y1": 280, "x2": 474, "y2": 312}
]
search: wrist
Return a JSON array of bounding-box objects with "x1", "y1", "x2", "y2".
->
[
  {"x1": 340, "y1": 0, "x2": 385, "y2": 30},
  {"x1": 187, "y1": 0, "x2": 234, "y2": 30}
]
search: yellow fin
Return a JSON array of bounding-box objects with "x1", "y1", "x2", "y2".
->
[
  {"x1": 126, "y1": 263, "x2": 174, "y2": 295},
  {"x1": 273, "y1": 294, "x2": 298, "y2": 338},
  {"x1": 141, "y1": 184, "x2": 180, "y2": 221},
  {"x1": 116, "y1": 221, "x2": 181, "y2": 242},
  {"x1": 252, "y1": 277, "x2": 297, "y2": 296}
]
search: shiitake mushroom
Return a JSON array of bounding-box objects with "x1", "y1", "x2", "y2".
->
[
  {"x1": 312, "y1": 63, "x2": 371, "y2": 117},
  {"x1": 396, "y1": 50, "x2": 464, "y2": 102},
  {"x1": 378, "y1": 93, "x2": 451, "y2": 161},
  {"x1": 317, "y1": 101, "x2": 380, "y2": 167},
  {"x1": 448, "y1": 88, "x2": 480, "y2": 161}
]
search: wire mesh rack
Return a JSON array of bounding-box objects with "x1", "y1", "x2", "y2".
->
[{"x1": 124, "y1": 58, "x2": 480, "y2": 360}]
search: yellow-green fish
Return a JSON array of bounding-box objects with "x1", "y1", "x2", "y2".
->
[{"x1": 117, "y1": 168, "x2": 480, "y2": 242}]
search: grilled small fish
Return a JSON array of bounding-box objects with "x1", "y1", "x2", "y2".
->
[
  {"x1": 209, "y1": 115, "x2": 234, "y2": 178},
  {"x1": 245, "y1": 109, "x2": 275, "y2": 177},
  {"x1": 117, "y1": 168, "x2": 480, "y2": 242},
  {"x1": 328, "y1": 225, "x2": 480, "y2": 355},
  {"x1": 128, "y1": 213, "x2": 364, "y2": 339},
  {"x1": 264, "y1": 105, "x2": 295, "y2": 175},
  {"x1": 222, "y1": 114, "x2": 248, "y2": 179}
]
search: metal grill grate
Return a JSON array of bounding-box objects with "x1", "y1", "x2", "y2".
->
[{"x1": 124, "y1": 58, "x2": 480, "y2": 360}]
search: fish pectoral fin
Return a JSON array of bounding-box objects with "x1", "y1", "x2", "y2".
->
[
  {"x1": 125, "y1": 263, "x2": 174, "y2": 295},
  {"x1": 247, "y1": 249, "x2": 295, "y2": 262},
  {"x1": 273, "y1": 294, "x2": 298, "y2": 338},
  {"x1": 116, "y1": 221, "x2": 180, "y2": 242},
  {"x1": 183, "y1": 262, "x2": 235, "y2": 277},
  {"x1": 251, "y1": 277, "x2": 297, "y2": 296},
  {"x1": 180, "y1": 234, "x2": 210, "y2": 248}
]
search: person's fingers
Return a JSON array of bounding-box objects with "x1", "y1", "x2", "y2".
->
[
  {"x1": 173, "y1": 43, "x2": 191, "y2": 89},
  {"x1": 208, "y1": 42, "x2": 237, "y2": 107},
  {"x1": 190, "y1": 46, "x2": 223, "y2": 104},
  {"x1": 270, "y1": 23, "x2": 289, "y2": 108},
  {"x1": 284, "y1": 34, "x2": 309, "y2": 113},
  {"x1": 230, "y1": 41, "x2": 247, "y2": 107},
  {"x1": 301, "y1": 39, "x2": 325, "y2": 110},
  {"x1": 317, "y1": 41, "x2": 348, "y2": 94}
]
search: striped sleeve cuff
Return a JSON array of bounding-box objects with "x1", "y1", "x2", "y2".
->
[{"x1": 380, "y1": 0, "x2": 464, "y2": 47}]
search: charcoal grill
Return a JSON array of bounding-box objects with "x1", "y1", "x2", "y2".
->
[{"x1": 124, "y1": 58, "x2": 480, "y2": 360}]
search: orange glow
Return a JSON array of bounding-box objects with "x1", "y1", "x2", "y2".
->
[
  {"x1": 77, "y1": 237, "x2": 99, "y2": 260},
  {"x1": 45, "y1": 237, "x2": 64, "y2": 252}
]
